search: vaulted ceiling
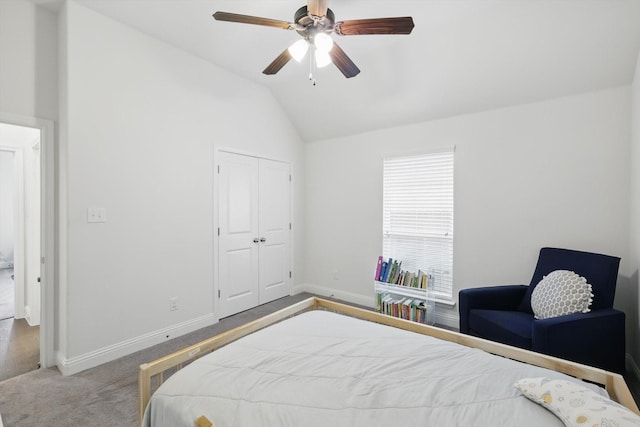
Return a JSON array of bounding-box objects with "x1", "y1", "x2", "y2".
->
[{"x1": 71, "y1": 0, "x2": 640, "y2": 142}]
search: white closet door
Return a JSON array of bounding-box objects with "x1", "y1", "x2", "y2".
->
[
  {"x1": 217, "y1": 152, "x2": 260, "y2": 318},
  {"x1": 258, "y1": 159, "x2": 291, "y2": 304}
]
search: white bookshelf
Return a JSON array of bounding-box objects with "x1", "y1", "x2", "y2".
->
[{"x1": 375, "y1": 281, "x2": 436, "y2": 326}]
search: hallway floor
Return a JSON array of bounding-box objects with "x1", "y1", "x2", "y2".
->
[{"x1": 0, "y1": 268, "x2": 39, "y2": 381}]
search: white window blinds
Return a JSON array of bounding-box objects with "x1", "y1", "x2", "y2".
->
[{"x1": 383, "y1": 150, "x2": 454, "y2": 300}]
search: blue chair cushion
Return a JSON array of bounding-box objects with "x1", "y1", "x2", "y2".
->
[{"x1": 468, "y1": 309, "x2": 533, "y2": 349}]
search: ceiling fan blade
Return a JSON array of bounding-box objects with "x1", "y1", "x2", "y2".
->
[
  {"x1": 213, "y1": 11, "x2": 293, "y2": 30},
  {"x1": 335, "y1": 17, "x2": 415, "y2": 35},
  {"x1": 263, "y1": 49, "x2": 293, "y2": 75},
  {"x1": 307, "y1": 0, "x2": 328, "y2": 17},
  {"x1": 329, "y1": 42, "x2": 360, "y2": 78}
]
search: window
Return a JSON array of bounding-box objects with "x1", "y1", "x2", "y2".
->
[{"x1": 383, "y1": 149, "x2": 454, "y2": 301}]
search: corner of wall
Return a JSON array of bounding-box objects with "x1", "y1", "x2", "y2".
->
[
  {"x1": 628, "y1": 47, "x2": 640, "y2": 363},
  {"x1": 56, "y1": 0, "x2": 69, "y2": 370}
]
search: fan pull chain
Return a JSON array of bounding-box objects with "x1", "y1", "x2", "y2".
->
[{"x1": 309, "y1": 48, "x2": 317, "y2": 86}]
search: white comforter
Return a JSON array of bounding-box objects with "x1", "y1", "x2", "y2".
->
[{"x1": 142, "y1": 310, "x2": 605, "y2": 427}]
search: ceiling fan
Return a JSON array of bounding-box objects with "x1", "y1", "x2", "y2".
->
[{"x1": 213, "y1": 0, "x2": 414, "y2": 80}]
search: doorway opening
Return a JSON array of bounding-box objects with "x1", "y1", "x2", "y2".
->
[{"x1": 0, "y1": 122, "x2": 42, "y2": 380}]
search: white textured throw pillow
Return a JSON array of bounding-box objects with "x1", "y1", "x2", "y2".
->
[
  {"x1": 515, "y1": 377, "x2": 640, "y2": 427},
  {"x1": 530, "y1": 270, "x2": 593, "y2": 320}
]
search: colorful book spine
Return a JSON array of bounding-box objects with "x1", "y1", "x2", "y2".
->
[
  {"x1": 383, "y1": 258, "x2": 393, "y2": 282},
  {"x1": 379, "y1": 262, "x2": 387, "y2": 281},
  {"x1": 375, "y1": 256, "x2": 383, "y2": 281}
]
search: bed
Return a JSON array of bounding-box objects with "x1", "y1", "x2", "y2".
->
[{"x1": 139, "y1": 297, "x2": 639, "y2": 427}]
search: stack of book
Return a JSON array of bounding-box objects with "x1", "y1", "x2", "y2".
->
[
  {"x1": 376, "y1": 292, "x2": 428, "y2": 324},
  {"x1": 374, "y1": 256, "x2": 431, "y2": 289}
]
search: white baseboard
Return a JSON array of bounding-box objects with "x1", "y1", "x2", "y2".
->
[
  {"x1": 434, "y1": 308, "x2": 460, "y2": 330},
  {"x1": 24, "y1": 305, "x2": 37, "y2": 327},
  {"x1": 293, "y1": 283, "x2": 375, "y2": 308},
  {"x1": 292, "y1": 283, "x2": 460, "y2": 330},
  {"x1": 56, "y1": 313, "x2": 216, "y2": 376}
]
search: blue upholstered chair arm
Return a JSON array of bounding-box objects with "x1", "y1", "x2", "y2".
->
[
  {"x1": 532, "y1": 309, "x2": 626, "y2": 373},
  {"x1": 458, "y1": 285, "x2": 528, "y2": 333}
]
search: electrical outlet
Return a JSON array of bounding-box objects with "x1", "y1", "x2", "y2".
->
[
  {"x1": 169, "y1": 298, "x2": 178, "y2": 311},
  {"x1": 87, "y1": 207, "x2": 106, "y2": 223}
]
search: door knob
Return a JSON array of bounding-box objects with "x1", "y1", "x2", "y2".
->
[
  {"x1": 260, "y1": 237, "x2": 266, "y2": 242},
  {"x1": 253, "y1": 238, "x2": 260, "y2": 243}
]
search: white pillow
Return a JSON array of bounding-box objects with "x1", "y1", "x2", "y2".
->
[
  {"x1": 515, "y1": 377, "x2": 640, "y2": 427},
  {"x1": 530, "y1": 270, "x2": 593, "y2": 319}
]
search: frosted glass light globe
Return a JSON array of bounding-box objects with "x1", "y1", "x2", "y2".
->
[
  {"x1": 315, "y1": 49, "x2": 332, "y2": 68},
  {"x1": 314, "y1": 33, "x2": 334, "y2": 53},
  {"x1": 288, "y1": 39, "x2": 309, "y2": 62}
]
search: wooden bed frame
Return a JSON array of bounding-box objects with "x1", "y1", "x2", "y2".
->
[{"x1": 139, "y1": 297, "x2": 640, "y2": 425}]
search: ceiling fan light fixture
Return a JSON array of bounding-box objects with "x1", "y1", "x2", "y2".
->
[
  {"x1": 213, "y1": 3, "x2": 414, "y2": 79},
  {"x1": 315, "y1": 48, "x2": 332, "y2": 68},
  {"x1": 288, "y1": 39, "x2": 309, "y2": 62},
  {"x1": 314, "y1": 32, "x2": 334, "y2": 53}
]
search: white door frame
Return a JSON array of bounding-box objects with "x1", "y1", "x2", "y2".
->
[
  {"x1": 0, "y1": 112, "x2": 55, "y2": 369},
  {"x1": 27, "y1": 139, "x2": 41, "y2": 325}
]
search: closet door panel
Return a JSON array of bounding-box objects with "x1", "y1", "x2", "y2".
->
[
  {"x1": 217, "y1": 152, "x2": 260, "y2": 318},
  {"x1": 258, "y1": 159, "x2": 291, "y2": 303}
]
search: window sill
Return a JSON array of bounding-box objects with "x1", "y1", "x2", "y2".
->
[{"x1": 434, "y1": 297, "x2": 456, "y2": 308}]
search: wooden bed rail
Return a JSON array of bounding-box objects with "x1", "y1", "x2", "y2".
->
[{"x1": 139, "y1": 297, "x2": 639, "y2": 425}]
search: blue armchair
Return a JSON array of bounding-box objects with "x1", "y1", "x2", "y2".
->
[{"x1": 459, "y1": 247, "x2": 625, "y2": 373}]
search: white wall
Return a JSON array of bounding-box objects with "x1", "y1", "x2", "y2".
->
[
  {"x1": 303, "y1": 88, "x2": 631, "y2": 328},
  {"x1": 57, "y1": 1, "x2": 304, "y2": 373},
  {"x1": 0, "y1": 0, "x2": 58, "y2": 120},
  {"x1": 629, "y1": 51, "x2": 640, "y2": 363},
  {"x1": 0, "y1": 150, "x2": 14, "y2": 267}
]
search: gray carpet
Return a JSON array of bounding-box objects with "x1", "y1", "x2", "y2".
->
[{"x1": 0, "y1": 293, "x2": 313, "y2": 427}]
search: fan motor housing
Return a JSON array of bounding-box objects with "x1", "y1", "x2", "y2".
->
[{"x1": 294, "y1": 6, "x2": 335, "y2": 37}]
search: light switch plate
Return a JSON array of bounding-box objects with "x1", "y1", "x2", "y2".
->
[{"x1": 87, "y1": 207, "x2": 106, "y2": 223}]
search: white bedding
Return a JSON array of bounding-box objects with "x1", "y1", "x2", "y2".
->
[{"x1": 142, "y1": 310, "x2": 607, "y2": 427}]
